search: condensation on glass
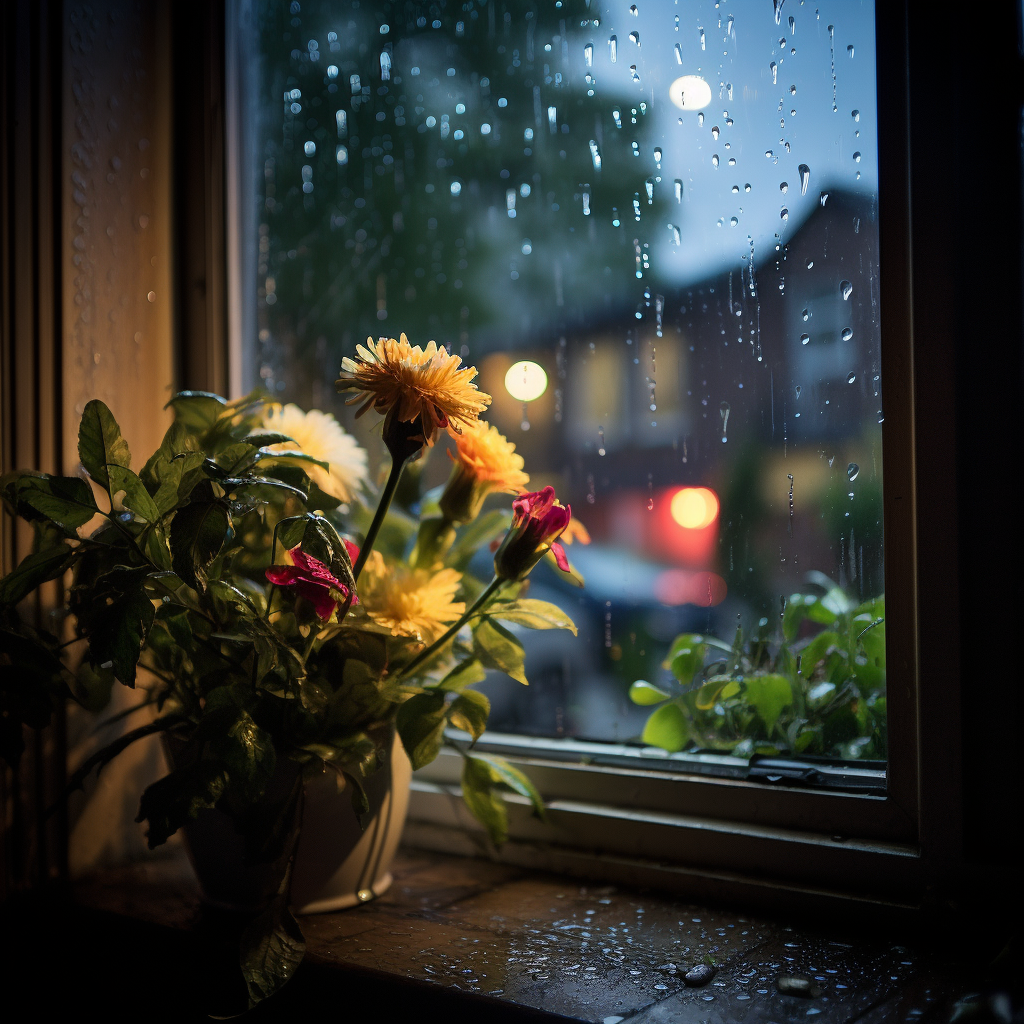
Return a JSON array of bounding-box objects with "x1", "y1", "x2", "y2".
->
[{"x1": 251, "y1": 1, "x2": 885, "y2": 762}]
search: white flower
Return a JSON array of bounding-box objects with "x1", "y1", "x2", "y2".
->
[{"x1": 261, "y1": 403, "x2": 368, "y2": 503}]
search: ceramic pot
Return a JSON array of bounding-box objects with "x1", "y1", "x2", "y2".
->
[{"x1": 169, "y1": 732, "x2": 412, "y2": 914}]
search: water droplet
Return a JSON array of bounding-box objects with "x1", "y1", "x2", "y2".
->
[
  {"x1": 841, "y1": 280, "x2": 853, "y2": 300},
  {"x1": 846, "y1": 463, "x2": 860, "y2": 483},
  {"x1": 730, "y1": 216, "x2": 738, "y2": 227},
  {"x1": 589, "y1": 139, "x2": 603, "y2": 171},
  {"x1": 712, "y1": 154, "x2": 719, "y2": 168},
  {"x1": 711, "y1": 125, "x2": 720, "y2": 140},
  {"x1": 800, "y1": 334, "x2": 810, "y2": 345},
  {"x1": 654, "y1": 147, "x2": 662, "y2": 165},
  {"x1": 699, "y1": 27, "x2": 706, "y2": 50},
  {"x1": 357, "y1": 888, "x2": 374, "y2": 902},
  {"x1": 609, "y1": 35, "x2": 617, "y2": 62},
  {"x1": 819, "y1": 191, "x2": 829, "y2": 206},
  {"x1": 720, "y1": 401, "x2": 731, "y2": 441},
  {"x1": 770, "y1": 61, "x2": 778, "y2": 84},
  {"x1": 847, "y1": 372, "x2": 856, "y2": 384},
  {"x1": 674, "y1": 43, "x2": 683, "y2": 64},
  {"x1": 847, "y1": 44, "x2": 855, "y2": 57},
  {"x1": 852, "y1": 109, "x2": 861, "y2": 121},
  {"x1": 629, "y1": 31, "x2": 640, "y2": 47},
  {"x1": 669, "y1": 224, "x2": 681, "y2": 245},
  {"x1": 584, "y1": 43, "x2": 593, "y2": 67},
  {"x1": 801, "y1": 308, "x2": 809, "y2": 321},
  {"x1": 674, "y1": 178, "x2": 683, "y2": 202},
  {"x1": 842, "y1": 327, "x2": 853, "y2": 341},
  {"x1": 698, "y1": 112, "x2": 704, "y2": 127},
  {"x1": 744, "y1": 182, "x2": 751, "y2": 192},
  {"x1": 780, "y1": 207, "x2": 789, "y2": 221},
  {"x1": 805, "y1": 258, "x2": 814, "y2": 269},
  {"x1": 798, "y1": 164, "x2": 810, "y2": 194},
  {"x1": 450, "y1": 181, "x2": 462, "y2": 196},
  {"x1": 780, "y1": 181, "x2": 789, "y2": 193},
  {"x1": 612, "y1": 108, "x2": 622, "y2": 128},
  {"x1": 645, "y1": 178, "x2": 654, "y2": 202},
  {"x1": 630, "y1": 3, "x2": 639, "y2": 14},
  {"x1": 853, "y1": 151, "x2": 862, "y2": 163}
]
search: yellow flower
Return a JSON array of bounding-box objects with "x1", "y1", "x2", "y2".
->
[
  {"x1": 359, "y1": 551, "x2": 465, "y2": 644},
  {"x1": 261, "y1": 403, "x2": 367, "y2": 503},
  {"x1": 439, "y1": 420, "x2": 530, "y2": 523},
  {"x1": 336, "y1": 334, "x2": 490, "y2": 446}
]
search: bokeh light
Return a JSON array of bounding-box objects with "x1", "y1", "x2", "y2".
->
[
  {"x1": 670, "y1": 487, "x2": 719, "y2": 530},
  {"x1": 504, "y1": 360, "x2": 548, "y2": 402}
]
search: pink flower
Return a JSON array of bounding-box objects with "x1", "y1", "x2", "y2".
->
[
  {"x1": 266, "y1": 546, "x2": 354, "y2": 621},
  {"x1": 493, "y1": 486, "x2": 572, "y2": 580}
]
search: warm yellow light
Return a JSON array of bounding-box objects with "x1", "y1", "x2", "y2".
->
[
  {"x1": 504, "y1": 360, "x2": 548, "y2": 402},
  {"x1": 670, "y1": 487, "x2": 719, "y2": 529},
  {"x1": 669, "y1": 75, "x2": 712, "y2": 111}
]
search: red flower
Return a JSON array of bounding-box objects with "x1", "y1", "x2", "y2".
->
[
  {"x1": 493, "y1": 486, "x2": 572, "y2": 580},
  {"x1": 266, "y1": 546, "x2": 354, "y2": 621}
]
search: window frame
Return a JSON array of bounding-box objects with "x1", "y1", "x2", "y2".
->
[{"x1": 221, "y1": 0, "x2": 1017, "y2": 910}]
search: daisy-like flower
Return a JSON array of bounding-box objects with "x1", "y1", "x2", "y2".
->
[
  {"x1": 439, "y1": 419, "x2": 530, "y2": 523},
  {"x1": 493, "y1": 485, "x2": 573, "y2": 581},
  {"x1": 260, "y1": 404, "x2": 367, "y2": 503},
  {"x1": 359, "y1": 551, "x2": 465, "y2": 644},
  {"x1": 336, "y1": 334, "x2": 491, "y2": 447},
  {"x1": 266, "y1": 546, "x2": 354, "y2": 621}
]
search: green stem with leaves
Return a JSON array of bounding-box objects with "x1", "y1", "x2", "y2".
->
[
  {"x1": 352, "y1": 455, "x2": 408, "y2": 581},
  {"x1": 400, "y1": 575, "x2": 504, "y2": 679}
]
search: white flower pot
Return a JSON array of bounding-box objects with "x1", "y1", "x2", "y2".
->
[{"x1": 170, "y1": 733, "x2": 411, "y2": 914}]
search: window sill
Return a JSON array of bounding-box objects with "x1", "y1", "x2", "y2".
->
[{"x1": 19, "y1": 845, "x2": 988, "y2": 1023}]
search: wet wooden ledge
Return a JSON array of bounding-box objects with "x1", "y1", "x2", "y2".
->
[{"x1": 3, "y1": 846, "x2": 1006, "y2": 1022}]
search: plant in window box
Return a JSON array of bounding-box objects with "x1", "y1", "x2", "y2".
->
[
  {"x1": 631, "y1": 573, "x2": 885, "y2": 761},
  {"x1": 0, "y1": 334, "x2": 584, "y2": 1008}
]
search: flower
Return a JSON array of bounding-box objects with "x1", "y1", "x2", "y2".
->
[
  {"x1": 560, "y1": 516, "x2": 591, "y2": 546},
  {"x1": 261, "y1": 403, "x2": 367, "y2": 503},
  {"x1": 493, "y1": 485, "x2": 573, "y2": 581},
  {"x1": 439, "y1": 419, "x2": 530, "y2": 523},
  {"x1": 359, "y1": 551, "x2": 465, "y2": 644},
  {"x1": 265, "y1": 546, "x2": 353, "y2": 621},
  {"x1": 336, "y1": 334, "x2": 491, "y2": 446}
]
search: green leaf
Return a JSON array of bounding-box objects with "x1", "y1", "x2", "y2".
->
[
  {"x1": 140, "y1": 422, "x2": 206, "y2": 514},
  {"x1": 743, "y1": 674, "x2": 793, "y2": 734},
  {"x1": 86, "y1": 566, "x2": 156, "y2": 686},
  {"x1": 437, "y1": 658, "x2": 487, "y2": 692},
  {"x1": 396, "y1": 691, "x2": 448, "y2": 770},
  {"x1": 460, "y1": 755, "x2": 508, "y2": 846},
  {"x1": 167, "y1": 391, "x2": 228, "y2": 432},
  {"x1": 107, "y1": 466, "x2": 161, "y2": 523},
  {"x1": 783, "y1": 593, "x2": 818, "y2": 643},
  {"x1": 73, "y1": 660, "x2": 116, "y2": 712},
  {"x1": 448, "y1": 689, "x2": 490, "y2": 742},
  {"x1": 169, "y1": 500, "x2": 229, "y2": 593},
  {"x1": 78, "y1": 400, "x2": 131, "y2": 490},
  {"x1": 695, "y1": 675, "x2": 741, "y2": 710},
  {"x1": 642, "y1": 703, "x2": 688, "y2": 752},
  {"x1": 473, "y1": 617, "x2": 528, "y2": 685},
  {"x1": 202, "y1": 689, "x2": 277, "y2": 805},
  {"x1": 629, "y1": 680, "x2": 671, "y2": 706},
  {"x1": 0, "y1": 545, "x2": 74, "y2": 607},
  {"x1": 489, "y1": 598, "x2": 577, "y2": 635},
  {"x1": 668, "y1": 635, "x2": 706, "y2": 686},
  {"x1": 4, "y1": 473, "x2": 98, "y2": 536},
  {"x1": 799, "y1": 630, "x2": 841, "y2": 678},
  {"x1": 136, "y1": 759, "x2": 229, "y2": 848},
  {"x1": 476, "y1": 754, "x2": 545, "y2": 820}
]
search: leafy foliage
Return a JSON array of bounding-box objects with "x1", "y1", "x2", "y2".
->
[
  {"x1": 631, "y1": 579, "x2": 886, "y2": 761},
  {"x1": 0, "y1": 389, "x2": 578, "y2": 1009}
]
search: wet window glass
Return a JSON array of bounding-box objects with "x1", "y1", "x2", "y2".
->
[{"x1": 250, "y1": 0, "x2": 886, "y2": 766}]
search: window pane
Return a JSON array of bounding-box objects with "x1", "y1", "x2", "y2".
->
[{"x1": 251, "y1": 0, "x2": 886, "y2": 763}]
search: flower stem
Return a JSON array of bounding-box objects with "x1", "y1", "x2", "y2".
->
[
  {"x1": 352, "y1": 455, "x2": 408, "y2": 581},
  {"x1": 400, "y1": 575, "x2": 504, "y2": 679}
]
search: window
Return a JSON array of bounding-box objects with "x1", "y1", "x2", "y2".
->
[{"x1": 225, "y1": 0, "x2": 999, "y2": 902}]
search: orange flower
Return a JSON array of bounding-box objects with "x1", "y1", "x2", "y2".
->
[
  {"x1": 336, "y1": 334, "x2": 490, "y2": 446},
  {"x1": 439, "y1": 419, "x2": 530, "y2": 523}
]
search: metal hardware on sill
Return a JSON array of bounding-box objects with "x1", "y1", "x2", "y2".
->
[
  {"x1": 456, "y1": 731, "x2": 888, "y2": 795},
  {"x1": 747, "y1": 754, "x2": 887, "y2": 793}
]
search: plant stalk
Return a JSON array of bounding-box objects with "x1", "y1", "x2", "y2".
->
[
  {"x1": 400, "y1": 575, "x2": 504, "y2": 679},
  {"x1": 352, "y1": 455, "x2": 408, "y2": 581}
]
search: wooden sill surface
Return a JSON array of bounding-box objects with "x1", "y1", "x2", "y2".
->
[{"x1": 4, "y1": 845, "x2": 1010, "y2": 1022}]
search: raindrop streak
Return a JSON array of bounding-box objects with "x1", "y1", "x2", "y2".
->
[
  {"x1": 720, "y1": 401, "x2": 731, "y2": 442},
  {"x1": 847, "y1": 463, "x2": 860, "y2": 482},
  {"x1": 548, "y1": 106, "x2": 557, "y2": 132},
  {"x1": 612, "y1": 108, "x2": 622, "y2": 128},
  {"x1": 674, "y1": 43, "x2": 683, "y2": 64},
  {"x1": 788, "y1": 474, "x2": 795, "y2": 536},
  {"x1": 654, "y1": 147, "x2": 663, "y2": 166},
  {"x1": 609, "y1": 35, "x2": 617, "y2": 61},
  {"x1": 589, "y1": 140, "x2": 603, "y2": 171},
  {"x1": 841, "y1": 280, "x2": 853, "y2": 300},
  {"x1": 774, "y1": 0, "x2": 785, "y2": 26},
  {"x1": 645, "y1": 178, "x2": 654, "y2": 202},
  {"x1": 828, "y1": 24, "x2": 837, "y2": 111},
  {"x1": 668, "y1": 223, "x2": 681, "y2": 245},
  {"x1": 598, "y1": 426, "x2": 606, "y2": 456},
  {"x1": 584, "y1": 43, "x2": 594, "y2": 67},
  {"x1": 699, "y1": 27, "x2": 705, "y2": 50},
  {"x1": 770, "y1": 61, "x2": 778, "y2": 84},
  {"x1": 379, "y1": 51, "x2": 391, "y2": 80},
  {"x1": 798, "y1": 163, "x2": 810, "y2": 194},
  {"x1": 673, "y1": 179, "x2": 683, "y2": 203}
]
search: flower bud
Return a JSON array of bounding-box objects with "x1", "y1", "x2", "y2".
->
[{"x1": 493, "y1": 486, "x2": 572, "y2": 581}]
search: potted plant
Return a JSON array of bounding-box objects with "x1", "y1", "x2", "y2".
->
[
  {"x1": 0, "y1": 333, "x2": 584, "y2": 1007},
  {"x1": 630, "y1": 573, "x2": 886, "y2": 761}
]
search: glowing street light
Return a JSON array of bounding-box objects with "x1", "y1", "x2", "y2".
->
[
  {"x1": 670, "y1": 486, "x2": 719, "y2": 530},
  {"x1": 504, "y1": 360, "x2": 548, "y2": 402}
]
